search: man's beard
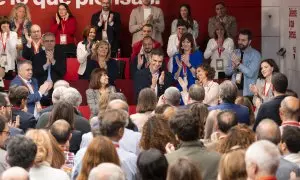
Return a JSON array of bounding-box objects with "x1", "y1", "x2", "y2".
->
[
  {"x1": 238, "y1": 44, "x2": 248, "y2": 50},
  {"x1": 144, "y1": 49, "x2": 152, "y2": 54}
]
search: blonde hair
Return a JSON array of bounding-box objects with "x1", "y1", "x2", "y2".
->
[
  {"x1": 9, "y1": 3, "x2": 31, "y2": 21},
  {"x1": 26, "y1": 129, "x2": 53, "y2": 165},
  {"x1": 91, "y1": 40, "x2": 111, "y2": 61}
]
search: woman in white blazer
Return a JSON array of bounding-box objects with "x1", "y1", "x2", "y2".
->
[
  {"x1": 204, "y1": 22, "x2": 234, "y2": 79},
  {"x1": 76, "y1": 26, "x2": 97, "y2": 76}
]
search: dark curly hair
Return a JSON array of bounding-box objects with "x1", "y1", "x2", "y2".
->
[
  {"x1": 197, "y1": 63, "x2": 216, "y2": 80},
  {"x1": 189, "y1": 103, "x2": 208, "y2": 139},
  {"x1": 6, "y1": 135, "x2": 37, "y2": 169},
  {"x1": 140, "y1": 115, "x2": 177, "y2": 154},
  {"x1": 258, "y1": 59, "x2": 279, "y2": 79}
]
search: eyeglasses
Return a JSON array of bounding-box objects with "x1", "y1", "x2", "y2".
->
[
  {"x1": 43, "y1": 40, "x2": 55, "y2": 43},
  {"x1": 1, "y1": 131, "x2": 10, "y2": 136}
]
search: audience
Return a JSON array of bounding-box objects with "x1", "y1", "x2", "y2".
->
[
  {"x1": 0, "y1": 114, "x2": 9, "y2": 174},
  {"x1": 254, "y1": 72, "x2": 289, "y2": 131},
  {"x1": 86, "y1": 68, "x2": 116, "y2": 118},
  {"x1": 131, "y1": 88, "x2": 157, "y2": 131},
  {"x1": 280, "y1": 126, "x2": 300, "y2": 166},
  {"x1": 129, "y1": 0, "x2": 164, "y2": 45},
  {"x1": 140, "y1": 115, "x2": 176, "y2": 153},
  {"x1": 208, "y1": 1, "x2": 237, "y2": 38},
  {"x1": 90, "y1": 0, "x2": 121, "y2": 57},
  {"x1": 137, "y1": 148, "x2": 168, "y2": 180},
  {"x1": 88, "y1": 163, "x2": 125, "y2": 180},
  {"x1": 166, "y1": 109, "x2": 220, "y2": 180},
  {"x1": 167, "y1": 157, "x2": 202, "y2": 180},
  {"x1": 245, "y1": 140, "x2": 281, "y2": 180},
  {"x1": 218, "y1": 149, "x2": 247, "y2": 180},
  {"x1": 279, "y1": 96, "x2": 300, "y2": 132},
  {"x1": 171, "y1": 4, "x2": 199, "y2": 39},
  {"x1": 1, "y1": 167, "x2": 29, "y2": 180}
]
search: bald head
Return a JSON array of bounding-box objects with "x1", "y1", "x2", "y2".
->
[
  {"x1": 88, "y1": 163, "x2": 125, "y2": 180},
  {"x1": 1, "y1": 167, "x2": 29, "y2": 180},
  {"x1": 256, "y1": 119, "x2": 281, "y2": 145},
  {"x1": 280, "y1": 96, "x2": 300, "y2": 121},
  {"x1": 49, "y1": 119, "x2": 71, "y2": 145},
  {"x1": 107, "y1": 99, "x2": 129, "y2": 112},
  {"x1": 30, "y1": 24, "x2": 41, "y2": 41}
]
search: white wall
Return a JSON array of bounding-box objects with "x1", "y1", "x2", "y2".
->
[{"x1": 262, "y1": 0, "x2": 300, "y2": 95}]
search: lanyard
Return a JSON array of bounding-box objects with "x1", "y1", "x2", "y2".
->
[
  {"x1": 263, "y1": 81, "x2": 273, "y2": 96},
  {"x1": 61, "y1": 20, "x2": 66, "y2": 34},
  {"x1": 32, "y1": 39, "x2": 41, "y2": 54},
  {"x1": 217, "y1": 47, "x2": 223, "y2": 58},
  {"x1": 0, "y1": 33, "x2": 8, "y2": 53}
]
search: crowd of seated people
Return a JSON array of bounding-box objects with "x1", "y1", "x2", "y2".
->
[{"x1": 0, "y1": 0, "x2": 300, "y2": 180}]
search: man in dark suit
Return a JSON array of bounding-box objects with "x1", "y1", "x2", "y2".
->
[
  {"x1": 134, "y1": 48, "x2": 173, "y2": 100},
  {"x1": 31, "y1": 32, "x2": 66, "y2": 86},
  {"x1": 10, "y1": 60, "x2": 52, "y2": 114},
  {"x1": 8, "y1": 86, "x2": 36, "y2": 132},
  {"x1": 22, "y1": 24, "x2": 43, "y2": 60},
  {"x1": 91, "y1": 0, "x2": 121, "y2": 57},
  {"x1": 254, "y1": 73, "x2": 288, "y2": 131}
]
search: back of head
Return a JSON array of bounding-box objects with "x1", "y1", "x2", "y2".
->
[
  {"x1": 49, "y1": 119, "x2": 71, "y2": 145},
  {"x1": 169, "y1": 109, "x2": 199, "y2": 141},
  {"x1": 167, "y1": 157, "x2": 202, "y2": 180},
  {"x1": 6, "y1": 135, "x2": 37, "y2": 169},
  {"x1": 53, "y1": 80, "x2": 70, "y2": 89},
  {"x1": 219, "y1": 80, "x2": 238, "y2": 103},
  {"x1": 108, "y1": 93, "x2": 127, "y2": 103},
  {"x1": 164, "y1": 87, "x2": 181, "y2": 106},
  {"x1": 271, "y1": 72, "x2": 288, "y2": 94},
  {"x1": 137, "y1": 88, "x2": 157, "y2": 113},
  {"x1": 60, "y1": 87, "x2": 82, "y2": 107},
  {"x1": 8, "y1": 86, "x2": 29, "y2": 107},
  {"x1": 256, "y1": 119, "x2": 281, "y2": 145},
  {"x1": 281, "y1": 126, "x2": 300, "y2": 153},
  {"x1": 47, "y1": 101, "x2": 75, "y2": 129},
  {"x1": 1, "y1": 167, "x2": 29, "y2": 180},
  {"x1": 189, "y1": 103, "x2": 208, "y2": 139},
  {"x1": 217, "y1": 110, "x2": 237, "y2": 134},
  {"x1": 107, "y1": 99, "x2": 129, "y2": 112},
  {"x1": 280, "y1": 96, "x2": 300, "y2": 120},
  {"x1": 137, "y1": 148, "x2": 168, "y2": 180},
  {"x1": 88, "y1": 163, "x2": 125, "y2": 180},
  {"x1": 25, "y1": 129, "x2": 53, "y2": 165},
  {"x1": 218, "y1": 149, "x2": 247, "y2": 180},
  {"x1": 188, "y1": 84, "x2": 205, "y2": 102},
  {"x1": 0, "y1": 92, "x2": 8, "y2": 107},
  {"x1": 245, "y1": 140, "x2": 280, "y2": 177},
  {"x1": 52, "y1": 86, "x2": 67, "y2": 104},
  {"x1": 100, "y1": 109, "x2": 128, "y2": 137}
]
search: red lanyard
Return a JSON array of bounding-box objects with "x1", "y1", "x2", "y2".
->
[
  {"x1": 32, "y1": 40, "x2": 41, "y2": 54},
  {"x1": 217, "y1": 39, "x2": 224, "y2": 58},
  {"x1": 61, "y1": 20, "x2": 66, "y2": 34},
  {"x1": 0, "y1": 33, "x2": 8, "y2": 53},
  {"x1": 263, "y1": 81, "x2": 273, "y2": 96},
  {"x1": 17, "y1": 22, "x2": 24, "y2": 37}
]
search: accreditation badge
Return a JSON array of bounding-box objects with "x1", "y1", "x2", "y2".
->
[
  {"x1": 236, "y1": 72, "x2": 242, "y2": 84},
  {"x1": 0, "y1": 53, "x2": 7, "y2": 67},
  {"x1": 216, "y1": 59, "x2": 224, "y2": 70},
  {"x1": 60, "y1": 34, "x2": 67, "y2": 45}
]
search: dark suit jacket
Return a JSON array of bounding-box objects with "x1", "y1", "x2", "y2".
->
[
  {"x1": 22, "y1": 43, "x2": 43, "y2": 60},
  {"x1": 69, "y1": 130, "x2": 82, "y2": 154},
  {"x1": 31, "y1": 46, "x2": 66, "y2": 85},
  {"x1": 253, "y1": 95, "x2": 287, "y2": 131},
  {"x1": 134, "y1": 68, "x2": 173, "y2": 100},
  {"x1": 10, "y1": 76, "x2": 41, "y2": 114},
  {"x1": 12, "y1": 108, "x2": 36, "y2": 132},
  {"x1": 91, "y1": 11, "x2": 121, "y2": 56}
]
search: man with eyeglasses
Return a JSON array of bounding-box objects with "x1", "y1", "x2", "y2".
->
[
  {"x1": 22, "y1": 24, "x2": 43, "y2": 60},
  {"x1": 0, "y1": 114, "x2": 10, "y2": 174}
]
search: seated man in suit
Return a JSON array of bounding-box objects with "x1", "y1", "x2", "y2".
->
[
  {"x1": 31, "y1": 32, "x2": 66, "y2": 86},
  {"x1": 8, "y1": 85, "x2": 36, "y2": 132},
  {"x1": 10, "y1": 60, "x2": 52, "y2": 115},
  {"x1": 22, "y1": 24, "x2": 43, "y2": 60},
  {"x1": 134, "y1": 48, "x2": 173, "y2": 100}
]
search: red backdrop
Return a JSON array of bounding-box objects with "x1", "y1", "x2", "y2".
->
[{"x1": 0, "y1": 0, "x2": 261, "y2": 56}]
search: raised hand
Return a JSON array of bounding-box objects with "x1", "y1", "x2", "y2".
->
[
  {"x1": 175, "y1": 56, "x2": 182, "y2": 69},
  {"x1": 178, "y1": 76, "x2": 188, "y2": 92},
  {"x1": 108, "y1": 13, "x2": 114, "y2": 23},
  {"x1": 56, "y1": 13, "x2": 60, "y2": 24},
  {"x1": 25, "y1": 30, "x2": 32, "y2": 44},
  {"x1": 159, "y1": 71, "x2": 165, "y2": 85},
  {"x1": 151, "y1": 73, "x2": 159, "y2": 88},
  {"x1": 137, "y1": 54, "x2": 144, "y2": 69}
]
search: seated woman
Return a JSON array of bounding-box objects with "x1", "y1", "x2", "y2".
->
[
  {"x1": 196, "y1": 64, "x2": 219, "y2": 106},
  {"x1": 77, "y1": 26, "x2": 97, "y2": 77},
  {"x1": 172, "y1": 32, "x2": 203, "y2": 90},
  {"x1": 86, "y1": 68, "x2": 116, "y2": 118},
  {"x1": 0, "y1": 16, "x2": 18, "y2": 80},
  {"x1": 204, "y1": 22, "x2": 234, "y2": 79},
  {"x1": 50, "y1": 3, "x2": 77, "y2": 56},
  {"x1": 9, "y1": 3, "x2": 32, "y2": 45},
  {"x1": 79, "y1": 40, "x2": 118, "y2": 85},
  {"x1": 171, "y1": 4, "x2": 199, "y2": 39},
  {"x1": 250, "y1": 59, "x2": 279, "y2": 111}
]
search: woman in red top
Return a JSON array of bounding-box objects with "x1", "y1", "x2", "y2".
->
[{"x1": 50, "y1": 3, "x2": 76, "y2": 57}]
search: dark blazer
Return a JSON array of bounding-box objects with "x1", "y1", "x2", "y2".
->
[
  {"x1": 253, "y1": 95, "x2": 287, "y2": 131},
  {"x1": 12, "y1": 108, "x2": 36, "y2": 132},
  {"x1": 31, "y1": 46, "x2": 66, "y2": 85},
  {"x1": 69, "y1": 130, "x2": 82, "y2": 154},
  {"x1": 10, "y1": 76, "x2": 41, "y2": 114},
  {"x1": 134, "y1": 68, "x2": 173, "y2": 99},
  {"x1": 91, "y1": 11, "x2": 121, "y2": 56},
  {"x1": 22, "y1": 43, "x2": 43, "y2": 60},
  {"x1": 79, "y1": 57, "x2": 118, "y2": 86}
]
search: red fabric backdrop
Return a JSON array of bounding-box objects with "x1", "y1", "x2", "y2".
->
[{"x1": 0, "y1": 0, "x2": 261, "y2": 56}]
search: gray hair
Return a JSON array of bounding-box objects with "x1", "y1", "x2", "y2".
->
[
  {"x1": 52, "y1": 86, "x2": 67, "y2": 104},
  {"x1": 1, "y1": 167, "x2": 29, "y2": 180},
  {"x1": 17, "y1": 60, "x2": 32, "y2": 71},
  {"x1": 60, "y1": 87, "x2": 82, "y2": 107},
  {"x1": 88, "y1": 163, "x2": 125, "y2": 180},
  {"x1": 107, "y1": 99, "x2": 129, "y2": 112},
  {"x1": 164, "y1": 87, "x2": 181, "y2": 106},
  {"x1": 219, "y1": 80, "x2": 238, "y2": 103},
  {"x1": 188, "y1": 84, "x2": 205, "y2": 102},
  {"x1": 245, "y1": 140, "x2": 280, "y2": 176},
  {"x1": 42, "y1": 32, "x2": 55, "y2": 41},
  {"x1": 53, "y1": 80, "x2": 70, "y2": 89},
  {"x1": 256, "y1": 119, "x2": 281, "y2": 145}
]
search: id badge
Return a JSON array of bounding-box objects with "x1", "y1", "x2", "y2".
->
[
  {"x1": 216, "y1": 59, "x2": 224, "y2": 70},
  {"x1": 236, "y1": 72, "x2": 242, "y2": 84},
  {"x1": 60, "y1": 34, "x2": 67, "y2": 45},
  {"x1": 17, "y1": 38, "x2": 22, "y2": 45},
  {"x1": 0, "y1": 54, "x2": 7, "y2": 67}
]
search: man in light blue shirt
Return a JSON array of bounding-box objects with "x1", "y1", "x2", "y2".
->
[{"x1": 225, "y1": 29, "x2": 261, "y2": 96}]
